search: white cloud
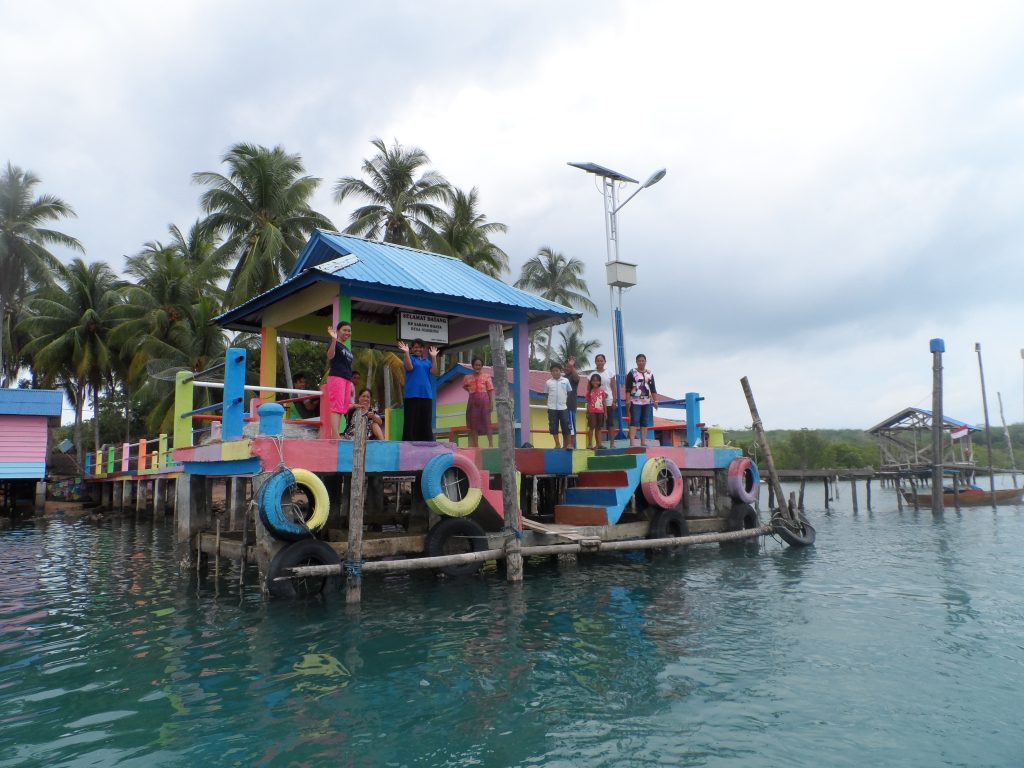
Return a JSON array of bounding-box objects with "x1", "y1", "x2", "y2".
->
[{"x1": 3, "y1": 0, "x2": 1024, "y2": 428}]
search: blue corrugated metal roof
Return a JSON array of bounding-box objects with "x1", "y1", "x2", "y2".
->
[
  {"x1": 305, "y1": 233, "x2": 576, "y2": 315},
  {"x1": 0, "y1": 389, "x2": 63, "y2": 417},
  {"x1": 216, "y1": 231, "x2": 581, "y2": 329}
]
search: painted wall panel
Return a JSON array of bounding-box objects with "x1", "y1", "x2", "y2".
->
[
  {"x1": 0, "y1": 461, "x2": 46, "y2": 479},
  {"x1": 0, "y1": 416, "x2": 48, "y2": 463}
]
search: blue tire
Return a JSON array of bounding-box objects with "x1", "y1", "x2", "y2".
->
[{"x1": 258, "y1": 467, "x2": 313, "y2": 542}]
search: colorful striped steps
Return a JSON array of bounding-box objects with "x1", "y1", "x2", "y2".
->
[{"x1": 554, "y1": 452, "x2": 646, "y2": 526}]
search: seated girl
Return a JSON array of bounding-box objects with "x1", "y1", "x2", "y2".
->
[{"x1": 343, "y1": 388, "x2": 384, "y2": 441}]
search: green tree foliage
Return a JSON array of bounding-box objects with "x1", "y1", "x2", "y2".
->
[
  {"x1": 133, "y1": 296, "x2": 229, "y2": 434},
  {"x1": 555, "y1": 322, "x2": 600, "y2": 369},
  {"x1": 19, "y1": 258, "x2": 124, "y2": 465},
  {"x1": 111, "y1": 222, "x2": 229, "y2": 382},
  {"x1": 0, "y1": 162, "x2": 83, "y2": 386},
  {"x1": 730, "y1": 429, "x2": 881, "y2": 470},
  {"x1": 334, "y1": 138, "x2": 450, "y2": 248},
  {"x1": 514, "y1": 247, "x2": 597, "y2": 364},
  {"x1": 424, "y1": 187, "x2": 509, "y2": 277},
  {"x1": 194, "y1": 143, "x2": 334, "y2": 307}
]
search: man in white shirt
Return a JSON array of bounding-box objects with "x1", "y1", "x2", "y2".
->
[{"x1": 544, "y1": 362, "x2": 575, "y2": 449}]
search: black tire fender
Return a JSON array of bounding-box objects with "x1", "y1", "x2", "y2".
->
[
  {"x1": 726, "y1": 502, "x2": 760, "y2": 532},
  {"x1": 266, "y1": 540, "x2": 342, "y2": 599},
  {"x1": 774, "y1": 512, "x2": 816, "y2": 547},
  {"x1": 648, "y1": 508, "x2": 689, "y2": 539},
  {"x1": 425, "y1": 517, "x2": 488, "y2": 577}
]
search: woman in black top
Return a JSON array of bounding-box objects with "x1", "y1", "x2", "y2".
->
[{"x1": 326, "y1": 321, "x2": 354, "y2": 435}]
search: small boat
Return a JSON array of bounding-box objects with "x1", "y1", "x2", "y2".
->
[{"x1": 900, "y1": 486, "x2": 1024, "y2": 507}]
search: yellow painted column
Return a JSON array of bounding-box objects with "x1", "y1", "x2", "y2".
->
[{"x1": 261, "y1": 326, "x2": 278, "y2": 403}]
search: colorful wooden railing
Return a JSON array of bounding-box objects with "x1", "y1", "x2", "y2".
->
[{"x1": 83, "y1": 433, "x2": 180, "y2": 478}]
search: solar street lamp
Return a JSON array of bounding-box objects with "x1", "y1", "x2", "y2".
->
[{"x1": 568, "y1": 161, "x2": 666, "y2": 440}]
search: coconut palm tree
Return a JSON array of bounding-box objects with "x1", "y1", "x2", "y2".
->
[
  {"x1": 556, "y1": 323, "x2": 601, "y2": 369},
  {"x1": 193, "y1": 143, "x2": 334, "y2": 307},
  {"x1": 133, "y1": 295, "x2": 228, "y2": 434},
  {"x1": 111, "y1": 221, "x2": 229, "y2": 382},
  {"x1": 334, "y1": 138, "x2": 451, "y2": 248},
  {"x1": 0, "y1": 162, "x2": 83, "y2": 386},
  {"x1": 514, "y1": 247, "x2": 598, "y2": 363},
  {"x1": 19, "y1": 258, "x2": 124, "y2": 465},
  {"x1": 353, "y1": 347, "x2": 406, "y2": 414},
  {"x1": 424, "y1": 187, "x2": 509, "y2": 277}
]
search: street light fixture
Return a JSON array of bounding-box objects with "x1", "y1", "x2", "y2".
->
[{"x1": 568, "y1": 161, "x2": 667, "y2": 440}]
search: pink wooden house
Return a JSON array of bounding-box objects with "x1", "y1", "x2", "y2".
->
[{"x1": 0, "y1": 389, "x2": 63, "y2": 513}]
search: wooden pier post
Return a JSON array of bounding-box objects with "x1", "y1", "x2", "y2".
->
[
  {"x1": 823, "y1": 478, "x2": 829, "y2": 509},
  {"x1": 740, "y1": 377, "x2": 799, "y2": 527},
  {"x1": 930, "y1": 339, "x2": 945, "y2": 513},
  {"x1": 345, "y1": 410, "x2": 368, "y2": 605},
  {"x1": 866, "y1": 479, "x2": 872, "y2": 511},
  {"x1": 228, "y1": 477, "x2": 247, "y2": 530},
  {"x1": 113, "y1": 480, "x2": 123, "y2": 510},
  {"x1": 850, "y1": 479, "x2": 858, "y2": 512},
  {"x1": 798, "y1": 478, "x2": 805, "y2": 511},
  {"x1": 153, "y1": 478, "x2": 165, "y2": 517},
  {"x1": 996, "y1": 392, "x2": 1019, "y2": 488},
  {"x1": 974, "y1": 343, "x2": 997, "y2": 508},
  {"x1": 895, "y1": 475, "x2": 903, "y2": 511},
  {"x1": 175, "y1": 474, "x2": 210, "y2": 567},
  {"x1": 490, "y1": 324, "x2": 523, "y2": 582},
  {"x1": 136, "y1": 480, "x2": 147, "y2": 515}
]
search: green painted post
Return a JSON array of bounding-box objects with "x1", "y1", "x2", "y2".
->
[
  {"x1": 106, "y1": 446, "x2": 115, "y2": 474},
  {"x1": 158, "y1": 434, "x2": 168, "y2": 468},
  {"x1": 174, "y1": 371, "x2": 194, "y2": 448}
]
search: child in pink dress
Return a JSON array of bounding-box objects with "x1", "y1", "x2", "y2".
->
[{"x1": 586, "y1": 373, "x2": 607, "y2": 449}]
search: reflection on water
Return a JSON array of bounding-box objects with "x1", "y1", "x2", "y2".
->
[{"x1": 2, "y1": 492, "x2": 1023, "y2": 766}]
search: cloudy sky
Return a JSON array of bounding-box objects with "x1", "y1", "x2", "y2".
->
[{"x1": 4, "y1": 0, "x2": 1024, "y2": 429}]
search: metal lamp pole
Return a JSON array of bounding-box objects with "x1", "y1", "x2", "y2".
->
[{"x1": 569, "y1": 162, "x2": 666, "y2": 440}]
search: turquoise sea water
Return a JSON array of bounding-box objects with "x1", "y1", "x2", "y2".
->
[{"x1": 2, "y1": 482, "x2": 1023, "y2": 767}]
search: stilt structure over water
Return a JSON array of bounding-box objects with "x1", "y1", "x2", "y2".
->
[{"x1": 82, "y1": 232, "x2": 811, "y2": 599}]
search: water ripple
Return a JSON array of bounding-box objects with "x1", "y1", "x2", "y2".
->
[{"x1": 2, "y1": 496, "x2": 1024, "y2": 765}]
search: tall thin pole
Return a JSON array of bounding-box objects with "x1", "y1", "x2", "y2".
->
[
  {"x1": 603, "y1": 178, "x2": 627, "y2": 440},
  {"x1": 975, "y1": 343, "x2": 997, "y2": 507},
  {"x1": 997, "y1": 392, "x2": 1018, "y2": 488},
  {"x1": 741, "y1": 376, "x2": 798, "y2": 525},
  {"x1": 345, "y1": 410, "x2": 368, "y2": 604},
  {"x1": 930, "y1": 339, "x2": 944, "y2": 514},
  {"x1": 0, "y1": 300, "x2": 7, "y2": 388},
  {"x1": 489, "y1": 323, "x2": 523, "y2": 582}
]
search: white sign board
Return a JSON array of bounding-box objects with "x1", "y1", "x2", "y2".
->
[{"x1": 398, "y1": 312, "x2": 449, "y2": 344}]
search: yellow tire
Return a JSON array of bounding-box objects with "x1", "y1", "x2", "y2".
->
[{"x1": 291, "y1": 468, "x2": 329, "y2": 532}]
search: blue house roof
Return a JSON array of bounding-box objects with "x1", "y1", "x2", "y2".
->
[
  {"x1": 216, "y1": 231, "x2": 581, "y2": 333},
  {"x1": 0, "y1": 388, "x2": 63, "y2": 417}
]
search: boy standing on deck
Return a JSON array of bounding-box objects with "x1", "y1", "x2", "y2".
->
[{"x1": 545, "y1": 362, "x2": 574, "y2": 449}]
